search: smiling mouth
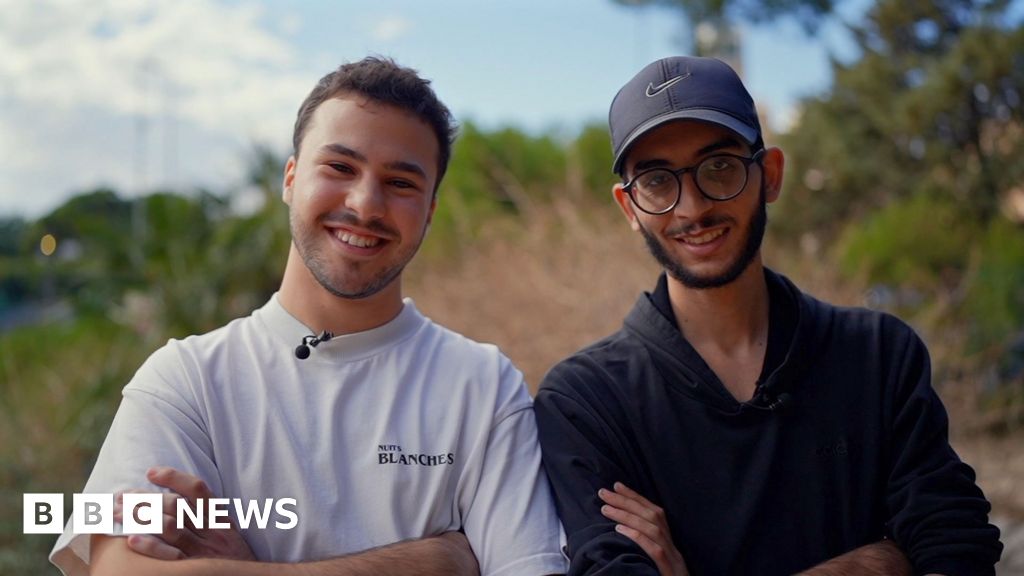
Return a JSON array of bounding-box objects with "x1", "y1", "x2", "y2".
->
[
  {"x1": 678, "y1": 228, "x2": 726, "y2": 245},
  {"x1": 334, "y1": 230, "x2": 382, "y2": 248}
]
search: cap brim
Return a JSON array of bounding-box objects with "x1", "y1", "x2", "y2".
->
[{"x1": 612, "y1": 109, "x2": 759, "y2": 175}]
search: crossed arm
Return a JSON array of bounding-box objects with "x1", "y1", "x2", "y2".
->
[
  {"x1": 90, "y1": 532, "x2": 478, "y2": 576},
  {"x1": 598, "y1": 482, "x2": 913, "y2": 576},
  {"x1": 533, "y1": 381, "x2": 918, "y2": 576},
  {"x1": 89, "y1": 467, "x2": 479, "y2": 576}
]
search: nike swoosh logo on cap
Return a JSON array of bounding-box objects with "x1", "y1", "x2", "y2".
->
[{"x1": 645, "y1": 73, "x2": 691, "y2": 97}]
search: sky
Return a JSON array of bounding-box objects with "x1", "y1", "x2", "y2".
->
[{"x1": 0, "y1": 0, "x2": 865, "y2": 219}]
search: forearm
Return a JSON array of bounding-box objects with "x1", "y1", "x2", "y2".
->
[
  {"x1": 90, "y1": 533, "x2": 479, "y2": 576},
  {"x1": 798, "y1": 540, "x2": 911, "y2": 576},
  {"x1": 279, "y1": 535, "x2": 478, "y2": 576}
]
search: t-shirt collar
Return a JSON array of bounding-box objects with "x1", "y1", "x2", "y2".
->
[{"x1": 257, "y1": 293, "x2": 425, "y2": 362}]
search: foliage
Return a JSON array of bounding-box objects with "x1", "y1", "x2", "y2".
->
[
  {"x1": 777, "y1": 0, "x2": 1024, "y2": 421},
  {"x1": 0, "y1": 217, "x2": 26, "y2": 257},
  {"x1": 25, "y1": 189, "x2": 136, "y2": 315},
  {"x1": 964, "y1": 218, "x2": 1024, "y2": 350},
  {"x1": 837, "y1": 190, "x2": 977, "y2": 289},
  {"x1": 612, "y1": 0, "x2": 836, "y2": 35},
  {"x1": 573, "y1": 124, "x2": 621, "y2": 206},
  {"x1": 779, "y1": 0, "x2": 1024, "y2": 238},
  {"x1": 0, "y1": 316, "x2": 144, "y2": 575}
]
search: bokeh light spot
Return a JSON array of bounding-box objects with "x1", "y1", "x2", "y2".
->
[{"x1": 40, "y1": 234, "x2": 57, "y2": 256}]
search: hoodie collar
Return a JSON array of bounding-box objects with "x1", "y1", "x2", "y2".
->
[{"x1": 624, "y1": 268, "x2": 821, "y2": 414}]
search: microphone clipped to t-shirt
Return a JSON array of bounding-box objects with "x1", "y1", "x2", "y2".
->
[{"x1": 294, "y1": 330, "x2": 334, "y2": 360}]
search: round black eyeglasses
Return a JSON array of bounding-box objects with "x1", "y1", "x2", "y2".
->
[{"x1": 623, "y1": 150, "x2": 765, "y2": 215}]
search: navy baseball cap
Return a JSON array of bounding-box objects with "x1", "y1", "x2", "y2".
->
[{"x1": 609, "y1": 56, "x2": 762, "y2": 175}]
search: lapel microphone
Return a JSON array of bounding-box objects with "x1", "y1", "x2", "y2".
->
[
  {"x1": 295, "y1": 330, "x2": 334, "y2": 360},
  {"x1": 767, "y1": 392, "x2": 793, "y2": 412}
]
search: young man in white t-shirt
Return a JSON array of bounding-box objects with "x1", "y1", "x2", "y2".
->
[{"x1": 50, "y1": 57, "x2": 567, "y2": 576}]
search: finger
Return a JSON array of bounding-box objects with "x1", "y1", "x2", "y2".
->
[
  {"x1": 602, "y1": 504, "x2": 662, "y2": 540},
  {"x1": 615, "y1": 524, "x2": 673, "y2": 576},
  {"x1": 599, "y1": 487, "x2": 667, "y2": 529},
  {"x1": 613, "y1": 482, "x2": 659, "y2": 510},
  {"x1": 599, "y1": 487, "x2": 636, "y2": 508},
  {"x1": 159, "y1": 512, "x2": 206, "y2": 554},
  {"x1": 162, "y1": 491, "x2": 180, "y2": 515},
  {"x1": 126, "y1": 534, "x2": 186, "y2": 561},
  {"x1": 147, "y1": 467, "x2": 213, "y2": 503},
  {"x1": 158, "y1": 492, "x2": 204, "y2": 531},
  {"x1": 113, "y1": 489, "x2": 162, "y2": 524},
  {"x1": 114, "y1": 488, "x2": 146, "y2": 507}
]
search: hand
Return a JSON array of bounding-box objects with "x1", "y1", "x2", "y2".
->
[
  {"x1": 113, "y1": 466, "x2": 256, "y2": 561},
  {"x1": 599, "y1": 482, "x2": 688, "y2": 576}
]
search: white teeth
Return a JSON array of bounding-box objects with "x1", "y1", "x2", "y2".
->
[
  {"x1": 681, "y1": 229, "x2": 725, "y2": 245},
  {"x1": 336, "y1": 231, "x2": 380, "y2": 248}
]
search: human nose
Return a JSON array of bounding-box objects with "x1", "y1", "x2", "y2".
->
[
  {"x1": 344, "y1": 176, "x2": 386, "y2": 220},
  {"x1": 672, "y1": 171, "x2": 713, "y2": 220}
]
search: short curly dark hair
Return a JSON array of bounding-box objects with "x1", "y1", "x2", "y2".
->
[{"x1": 292, "y1": 56, "x2": 457, "y2": 192}]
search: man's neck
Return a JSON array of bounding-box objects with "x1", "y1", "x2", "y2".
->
[
  {"x1": 277, "y1": 245, "x2": 405, "y2": 336},
  {"x1": 666, "y1": 259, "x2": 771, "y2": 401}
]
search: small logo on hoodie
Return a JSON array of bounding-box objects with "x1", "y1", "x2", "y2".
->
[{"x1": 814, "y1": 438, "x2": 849, "y2": 458}]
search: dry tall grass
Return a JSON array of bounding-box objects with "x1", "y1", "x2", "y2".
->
[
  {"x1": 406, "y1": 201, "x2": 862, "y2": 391},
  {"x1": 408, "y1": 201, "x2": 659, "y2": 391}
]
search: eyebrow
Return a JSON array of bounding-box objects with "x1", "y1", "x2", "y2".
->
[
  {"x1": 386, "y1": 160, "x2": 428, "y2": 180},
  {"x1": 319, "y1": 143, "x2": 428, "y2": 180},
  {"x1": 320, "y1": 142, "x2": 366, "y2": 163},
  {"x1": 631, "y1": 136, "x2": 746, "y2": 174}
]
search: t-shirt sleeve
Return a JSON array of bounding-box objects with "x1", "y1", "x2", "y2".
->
[
  {"x1": 534, "y1": 365, "x2": 659, "y2": 576},
  {"x1": 459, "y1": 357, "x2": 569, "y2": 576},
  {"x1": 49, "y1": 341, "x2": 222, "y2": 576},
  {"x1": 883, "y1": 321, "x2": 1003, "y2": 575}
]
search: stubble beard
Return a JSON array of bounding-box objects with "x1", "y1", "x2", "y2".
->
[
  {"x1": 290, "y1": 210, "x2": 427, "y2": 300},
  {"x1": 639, "y1": 186, "x2": 767, "y2": 290}
]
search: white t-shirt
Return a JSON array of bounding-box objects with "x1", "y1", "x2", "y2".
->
[{"x1": 51, "y1": 295, "x2": 567, "y2": 576}]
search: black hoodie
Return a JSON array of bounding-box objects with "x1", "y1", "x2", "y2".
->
[{"x1": 535, "y1": 269, "x2": 1002, "y2": 575}]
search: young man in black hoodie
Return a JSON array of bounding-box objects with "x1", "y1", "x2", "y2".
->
[{"x1": 534, "y1": 56, "x2": 1002, "y2": 576}]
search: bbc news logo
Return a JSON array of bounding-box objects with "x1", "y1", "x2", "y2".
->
[{"x1": 24, "y1": 493, "x2": 298, "y2": 534}]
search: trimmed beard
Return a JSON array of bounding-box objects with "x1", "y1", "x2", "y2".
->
[
  {"x1": 639, "y1": 185, "x2": 767, "y2": 290},
  {"x1": 290, "y1": 210, "x2": 427, "y2": 300}
]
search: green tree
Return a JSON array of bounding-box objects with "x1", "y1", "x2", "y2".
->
[
  {"x1": 27, "y1": 189, "x2": 138, "y2": 315},
  {"x1": 779, "y1": 0, "x2": 1024, "y2": 240},
  {"x1": 776, "y1": 0, "x2": 1024, "y2": 414},
  {"x1": 0, "y1": 217, "x2": 30, "y2": 312},
  {"x1": 614, "y1": 0, "x2": 834, "y2": 26},
  {"x1": 202, "y1": 145, "x2": 292, "y2": 324},
  {"x1": 613, "y1": 0, "x2": 837, "y2": 55}
]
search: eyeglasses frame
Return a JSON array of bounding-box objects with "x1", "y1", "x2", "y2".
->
[{"x1": 622, "y1": 149, "x2": 766, "y2": 215}]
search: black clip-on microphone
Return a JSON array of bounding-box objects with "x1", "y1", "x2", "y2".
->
[
  {"x1": 295, "y1": 330, "x2": 334, "y2": 360},
  {"x1": 767, "y1": 392, "x2": 793, "y2": 412}
]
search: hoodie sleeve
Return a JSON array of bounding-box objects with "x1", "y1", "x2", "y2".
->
[
  {"x1": 535, "y1": 365, "x2": 660, "y2": 576},
  {"x1": 883, "y1": 320, "x2": 1002, "y2": 575}
]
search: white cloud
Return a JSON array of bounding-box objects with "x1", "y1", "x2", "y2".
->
[
  {"x1": 0, "y1": 0, "x2": 318, "y2": 217},
  {"x1": 372, "y1": 16, "x2": 412, "y2": 42},
  {"x1": 278, "y1": 13, "x2": 302, "y2": 36},
  {"x1": 0, "y1": 0, "x2": 311, "y2": 139}
]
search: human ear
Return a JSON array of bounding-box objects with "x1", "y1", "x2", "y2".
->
[
  {"x1": 761, "y1": 147, "x2": 785, "y2": 204},
  {"x1": 282, "y1": 156, "x2": 297, "y2": 205},
  {"x1": 612, "y1": 183, "x2": 642, "y2": 232}
]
